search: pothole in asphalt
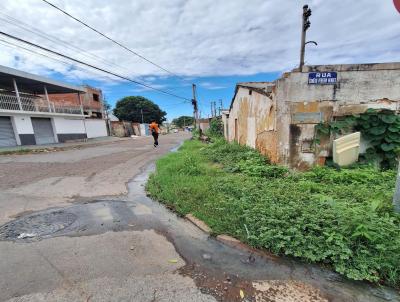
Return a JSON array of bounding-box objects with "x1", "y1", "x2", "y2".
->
[{"x1": 0, "y1": 210, "x2": 77, "y2": 240}]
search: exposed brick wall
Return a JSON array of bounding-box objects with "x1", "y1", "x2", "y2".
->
[
  {"x1": 81, "y1": 86, "x2": 103, "y2": 110},
  {"x1": 46, "y1": 86, "x2": 103, "y2": 110},
  {"x1": 44, "y1": 85, "x2": 104, "y2": 118},
  {"x1": 47, "y1": 93, "x2": 81, "y2": 106}
]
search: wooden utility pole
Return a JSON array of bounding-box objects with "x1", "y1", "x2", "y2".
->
[
  {"x1": 191, "y1": 84, "x2": 199, "y2": 128},
  {"x1": 299, "y1": 4, "x2": 312, "y2": 71}
]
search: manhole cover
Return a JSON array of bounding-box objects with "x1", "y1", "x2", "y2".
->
[{"x1": 0, "y1": 210, "x2": 77, "y2": 240}]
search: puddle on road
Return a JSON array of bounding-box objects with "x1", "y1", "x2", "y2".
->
[{"x1": 0, "y1": 163, "x2": 399, "y2": 302}]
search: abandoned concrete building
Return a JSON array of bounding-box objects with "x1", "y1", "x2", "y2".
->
[{"x1": 223, "y1": 63, "x2": 400, "y2": 169}]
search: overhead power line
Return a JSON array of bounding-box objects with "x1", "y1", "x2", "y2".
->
[
  {"x1": 0, "y1": 38, "x2": 121, "y2": 84},
  {"x1": 0, "y1": 12, "x2": 185, "y2": 97},
  {"x1": 0, "y1": 12, "x2": 132, "y2": 77},
  {"x1": 0, "y1": 31, "x2": 191, "y2": 101},
  {"x1": 41, "y1": 0, "x2": 182, "y2": 79}
]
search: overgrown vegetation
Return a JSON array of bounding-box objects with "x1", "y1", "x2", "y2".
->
[
  {"x1": 147, "y1": 139, "x2": 400, "y2": 288},
  {"x1": 205, "y1": 118, "x2": 224, "y2": 137},
  {"x1": 315, "y1": 109, "x2": 400, "y2": 169}
]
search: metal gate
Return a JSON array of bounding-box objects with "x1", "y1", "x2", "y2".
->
[
  {"x1": 31, "y1": 118, "x2": 56, "y2": 145},
  {"x1": 0, "y1": 116, "x2": 17, "y2": 147}
]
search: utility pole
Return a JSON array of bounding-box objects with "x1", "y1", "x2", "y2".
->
[
  {"x1": 210, "y1": 101, "x2": 214, "y2": 117},
  {"x1": 218, "y1": 99, "x2": 223, "y2": 116},
  {"x1": 191, "y1": 84, "x2": 199, "y2": 128},
  {"x1": 299, "y1": 4, "x2": 312, "y2": 71},
  {"x1": 140, "y1": 108, "x2": 144, "y2": 124}
]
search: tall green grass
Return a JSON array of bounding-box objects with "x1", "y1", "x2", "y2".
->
[{"x1": 147, "y1": 139, "x2": 400, "y2": 288}]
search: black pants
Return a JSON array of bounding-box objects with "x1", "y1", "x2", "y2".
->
[{"x1": 152, "y1": 132, "x2": 159, "y2": 146}]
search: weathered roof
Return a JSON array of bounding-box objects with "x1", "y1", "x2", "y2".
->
[
  {"x1": 0, "y1": 65, "x2": 85, "y2": 94},
  {"x1": 229, "y1": 82, "x2": 275, "y2": 110}
]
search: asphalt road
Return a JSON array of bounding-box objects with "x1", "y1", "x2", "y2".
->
[{"x1": 0, "y1": 133, "x2": 398, "y2": 302}]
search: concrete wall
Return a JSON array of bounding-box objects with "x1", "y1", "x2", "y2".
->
[
  {"x1": 226, "y1": 63, "x2": 400, "y2": 169},
  {"x1": 221, "y1": 111, "x2": 229, "y2": 140},
  {"x1": 274, "y1": 63, "x2": 400, "y2": 169},
  {"x1": 13, "y1": 115, "x2": 34, "y2": 134},
  {"x1": 12, "y1": 115, "x2": 35, "y2": 145},
  {"x1": 53, "y1": 117, "x2": 87, "y2": 142},
  {"x1": 227, "y1": 86, "x2": 278, "y2": 162},
  {"x1": 111, "y1": 121, "x2": 141, "y2": 137},
  {"x1": 198, "y1": 118, "x2": 211, "y2": 133},
  {"x1": 84, "y1": 119, "x2": 108, "y2": 138},
  {"x1": 111, "y1": 121, "x2": 126, "y2": 137}
]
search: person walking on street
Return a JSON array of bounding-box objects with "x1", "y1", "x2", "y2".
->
[{"x1": 149, "y1": 121, "x2": 160, "y2": 147}]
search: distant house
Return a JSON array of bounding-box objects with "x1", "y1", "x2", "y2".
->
[
  {"x1": 0, "y1": 65, "x2": 108, "y2": 147},
  {"x1": 198, "y1": 118, "x2": 212, "y2": 133},
  {"x1": 224, "y1": 63, "x2": 400, "y2": 169},
  {"x1": 108, "y1": 113, "x2": 119, "y2": 122}
]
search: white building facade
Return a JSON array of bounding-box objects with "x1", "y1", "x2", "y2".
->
[{"x1": 0, "y1": 65, "x2": 108, "y2": 147}]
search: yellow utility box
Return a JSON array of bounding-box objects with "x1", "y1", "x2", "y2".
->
[{"x1": 333, "y1": 132, "x2": 361, "y2": 166}]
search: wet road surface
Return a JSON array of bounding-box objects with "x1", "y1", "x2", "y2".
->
[{"x1": 0, "y1": 134, "x2": 399, "y2": 301}]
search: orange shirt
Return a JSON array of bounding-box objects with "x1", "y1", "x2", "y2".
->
[{"x1": 149, "y1": 122, "x2": 159, "y2": 133}]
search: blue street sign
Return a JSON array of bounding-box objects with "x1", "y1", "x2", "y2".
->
[{"x1": 308, "y1": 72, "x2": 337, "y2": 85}]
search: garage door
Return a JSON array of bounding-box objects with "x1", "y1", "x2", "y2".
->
[
  {"x1": 0, "y1": 117, "x2": 17, "y2": 147},
  {"x1": 32, "y1": 118, "x2": 56, "y2": 145}
]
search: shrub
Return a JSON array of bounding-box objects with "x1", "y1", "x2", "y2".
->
[
  {"x1": 147, "y1": 139, "x2": 400, "y2": 288},
  {"x1": 206, "y1": 118, "x2": 224, "y2": 137}
]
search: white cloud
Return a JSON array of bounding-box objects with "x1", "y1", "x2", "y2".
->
[
  {"x1": 199, "y1": 82, "x2": 227, "y2": 90},
  {"x1": 0, "y1": 0, "x2": 398, "y2": 82}
]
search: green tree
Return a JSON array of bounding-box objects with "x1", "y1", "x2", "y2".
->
[
  {"x1": 207, "y1": 118, "x2": 223, "y2": 137},
  {"x1": 172, "y1": 115, "x2": 194, "y2": 128},
  {"x1": 113, "y1": 96, "x2": 166, "y2": 124}
]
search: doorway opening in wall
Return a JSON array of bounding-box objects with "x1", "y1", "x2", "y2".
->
[{"x1": 234, "y1": 118, "x2": 238, "y2": 142}]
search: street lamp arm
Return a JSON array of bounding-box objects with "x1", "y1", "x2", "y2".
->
[{"x1": 305, "y1": 41, "x2": 318, "y2": 46}]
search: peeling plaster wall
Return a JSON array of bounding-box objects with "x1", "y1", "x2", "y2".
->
[
  {"x1": 226, "y1": 63, "x2": 400, "y2": 169},
  {"x1": 227, "y1": 87, "x2": 278, "y2": 162},
  {"x1": 275, "y1": 63, "x2": 400, "y2": 169}
]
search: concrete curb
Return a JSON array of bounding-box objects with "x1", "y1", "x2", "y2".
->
[
  {"x1": 216, "y1": 234, "x2": 245, "y2": 249},
  {"x1": 185, "y1": 214, "x2": 212, "y2": 234},
  {"x1": 185, "y1": 213, "x2": 279, "y2": 261}
]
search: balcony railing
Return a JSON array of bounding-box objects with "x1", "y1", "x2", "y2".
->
[{"x1": 0, "y1": 92, "x2": 83, "y2": 115}]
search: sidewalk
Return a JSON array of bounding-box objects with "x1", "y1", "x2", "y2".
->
[{"x1": 0, "y1": 136, "x2": 135, "y2": 154}]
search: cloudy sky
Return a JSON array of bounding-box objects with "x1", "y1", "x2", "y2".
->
[{"x1": 0, "y1": 0, "x2": 399, "y2": 119}]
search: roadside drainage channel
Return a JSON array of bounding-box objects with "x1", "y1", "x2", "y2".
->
[{"x1": 126, "y1": 165, "x2": 400, "y2": 302}]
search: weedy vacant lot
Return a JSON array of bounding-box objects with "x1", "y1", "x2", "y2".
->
[{"x1": 147, "y1": 139, "x2": 400, "y2": 288}]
